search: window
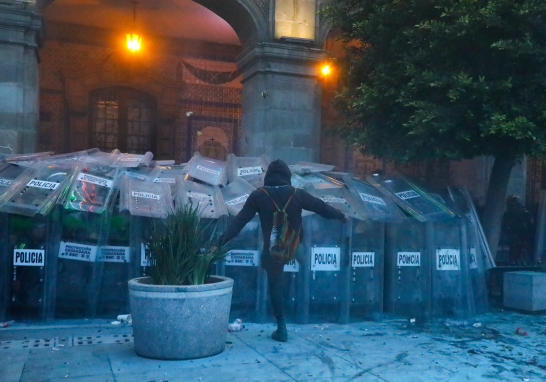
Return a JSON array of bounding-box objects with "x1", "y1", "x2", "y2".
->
[{"x1": 89, "y1": 87, "x2": 156, "y2": 153}]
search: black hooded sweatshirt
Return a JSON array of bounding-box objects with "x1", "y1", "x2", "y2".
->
[{"x1": 221, "y1": 160, "x2": 345, "y2": 252}]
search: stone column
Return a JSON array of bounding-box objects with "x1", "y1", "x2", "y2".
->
[
  {"x1": 237, "y1": 42, "x2": 325, "y2": 163},
  {"x1": 0, "y1": 4, "x2": 42, "y2": 155}
]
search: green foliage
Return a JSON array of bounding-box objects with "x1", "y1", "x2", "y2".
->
[
  {"x1": 321, "y1": 0, "x2": 546, "y2": 162},
  {"x1": 145, "y1": 204, "x2": 225, "y2": 286}
]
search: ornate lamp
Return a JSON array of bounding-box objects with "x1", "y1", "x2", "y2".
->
[{"x1": 126, "y1": 1, "x2": 142, "y2": 52}]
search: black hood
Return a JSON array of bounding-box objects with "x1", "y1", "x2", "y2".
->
[{"x1": 264, "y1": 159, "x2": 291, "y2": 187}]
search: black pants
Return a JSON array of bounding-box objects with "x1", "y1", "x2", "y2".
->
[{"x1": 261, "y1": 251, "x2": 285, "y2": 320}]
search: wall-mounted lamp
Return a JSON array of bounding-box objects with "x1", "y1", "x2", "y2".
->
[{"x1": 321, "y1": 64, "x2": 332, "y2": 77}]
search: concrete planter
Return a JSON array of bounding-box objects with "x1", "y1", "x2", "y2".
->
[{"x1": 129, "y1": 275, "x2": 233, "y2": 360}]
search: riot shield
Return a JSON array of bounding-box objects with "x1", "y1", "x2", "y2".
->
[
  {"x1": 5, "y1": 214, "x2": 49, "y2": 320},
  {"x1": 304, "y1": 182, "x2": 366, "y2": 221},
  {"x1": 0, "y1": 163, "x2": 28, "y2": 194},
  {"x1": 62, "y1": 158, "x2": 121, "y2": 214},
  {"x1": 291, "y1": 172, "x2": 342, "y2": 190},
  {"x1": 185, "y1": 153, "x2": 228, "y2": 186},
  {"x1": 0, "y1": 159, "x2": 80, "y2": 217},
  {"x1": 367, "y1": 173, "x2": 456, "y2": 222},
  {"x1": 343, "y1": 175, "x2": 405, "y2": 223},
  {"x1": 120, "y1": 176, "x2": 174, "y2": 219},
  {"x1": 350, "y1": 218, "x2": 385, "y2": 320},
  {"x1": 227, "y1": 154, "x2": 269, "y2": 187},
  {"x1": 446, "y1": 186, "x2": 490, "y2": 315},
  {"x1": 430, "y1": 219, "x2": 472, "y2": 318},
  {"x1": 298, "y1": 215, "x2": 349, "y2": 323},
  {"x1": 221, "y1": 217, "x2": 264, "y2": 322},
  {"x1": 220, "y1": 178, "x2": 256, "y2": 216},
  {"x1": 384, "y1": 218, "x2": 431, "y2": 320},
  {"x1": 110, "y1": 152, "x2": 154, "y2": 168},
  {"x1": 176, "y1": 180, "x2": 227, "y2": 219},
  {"x1": 289, "y1": 161, "x2": 335, "y2": 175}
]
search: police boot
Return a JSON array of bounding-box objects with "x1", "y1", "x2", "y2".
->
[{"x1": 272, "y1": 316, "x2": 287, "y2": 342}]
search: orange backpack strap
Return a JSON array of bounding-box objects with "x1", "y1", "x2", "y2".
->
[{"x1": 260, "y1": 187, "x2": 297, "y2": 212}]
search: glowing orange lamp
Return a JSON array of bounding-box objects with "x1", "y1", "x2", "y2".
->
[
  {"x1": 321, "y1": 64, "x2": 332, "y2": 77},
  {"x1": 127, "y1": 33, "x2": 142, "y2": 52},
  {"x1": 126, "y1": 1, "x2": 142, "y2": 52}
]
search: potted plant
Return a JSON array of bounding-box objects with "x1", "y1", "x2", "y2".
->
[{"x1": 128, "y1": 204, "x2": 232, "y2": 360}]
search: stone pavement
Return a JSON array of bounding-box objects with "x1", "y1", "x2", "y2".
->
[{"x1": 1, "y1": 310, "x2": 546, "y2": 382}]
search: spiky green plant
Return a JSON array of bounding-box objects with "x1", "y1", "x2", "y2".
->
[{"x1": 145, "y1": 203, "x2": 225, "y2": 286}]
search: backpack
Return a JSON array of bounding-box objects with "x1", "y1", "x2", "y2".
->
[{"x1": 260, "y1": 187, "x2": 301, "y2": 264}]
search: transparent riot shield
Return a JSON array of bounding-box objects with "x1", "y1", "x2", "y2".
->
[
  {"x1": 446, "y1": 186, "x2": 489, "y2": 315},
  {"x1": 304, "y1": 183, "x2": 365, "y2": 221},
  {"x1": 56, "y1": 210, "x2": 103, "y2": 317},
  {"x1": 220, "y1": 217, "x2": 265, "y2": 322},
  {"x1": 55, "y1": 161, "x2": 123, "y2": 318},
  {"x1": 1, "y1": 151, "x2": 53, "y2": 167},
  {"x1": 291, "y1": 172, "x2": 342, "y2": 190},
  {"x1": 185, "y1": 153, "x2": 228, "y2": 186},
  {"x1": 110, "y1": 152, "x2": 154, "y2": 168},
  {"x1": 534, "y1": 191, "x2": 546, "y2": 264},
  {"x1": 282, "y1": 247, "x2": 302, "y2": 322},
  {"x1": 367, "y1": 173, "x2": 456, "y2": 222},
  {"x1": 4, "y1": 214, "x2": 49, "y2": 320},
  {"x1": 120, "y1": 176, "x2": 174, "y2": 219},
  {"x1": 148, "y1": 165, "x2": 188, "y2": 210},
  {"x1": 62, "y1": 159, "x2": 121, "y2": 214},
  {"x1": 0, "y1": 211, "x2": 7, "y2": 321},
  {"x1": 343, "y1": 175, "x2": 405, "y2": 223},
  {"x1": 148, "y1": 165, "x2": 188, "y2": 189},
  {"x1": 214, "y1": 178, "x2": 260, "y2": 321},
  {"x1": 350, "y1": 218, "x2": 385, "y2": 320},
  {"x1": 118, "y1": 175, "x2": 175, "y2": 314},
  {"x1": 176, "y1": 180, "x2": 227, "y2": 219},
  {"x1": 461, "y1": 217, "x2": 489, "y2": 315},
  {"x1": 430, "y1": 219, "x2": 473, "y2": 318},
  {"x1": 220, "y1": 178, "x2": 256, "y2": 216},
  {"x1": 296, "y1": 183, "x2": 366, "y2": 323},
  {"x1": 289, "y1": 162, "x2": 335, "y2": 175},
  {"x1": 0, "y1": 163, "x2": 28, "y2": 194},
  {"x1": 447, "y1": 186, "x2": 495, "y2": 269},
  {"x1": 0, "y1": 160, "x2": 80, "y2": 217},
  {"x1": 227, "y1": 154, "x2": 269, "y2": 187},
  {"x1": 297, "y1": 214, "x2": 349, "y2": 323},
  {"x1": 124, "y1": 166, "x2": 155, "y2": 181},
  {"x1": 384, "y1": 218, "x2": 432, "y2": 320},
  {"x1": 95, "y1": 205, "x2": 132, "y2": 317}
]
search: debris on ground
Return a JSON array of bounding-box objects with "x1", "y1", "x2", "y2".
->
[
  {"x1": 117, "y1": 314, "x2": 132, "y2": 324},
  {"x1": 516, "y1": 327, "x2": 528, "y2": 336},
  {"x1": 228, "y1": 318, "x2": 244, "y2": 332}
]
